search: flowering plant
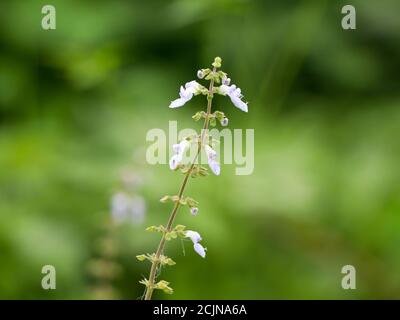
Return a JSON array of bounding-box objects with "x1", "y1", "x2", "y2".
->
[{"x1": 137, "y1": 57, "x2": 248, "y2": 299}]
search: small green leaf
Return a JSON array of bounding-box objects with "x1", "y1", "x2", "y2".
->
[
  {"x1": 163, "y1": 287, "x2": 174, "y2": 294},
  {"x1": 209, "y1": 117, "x2": 217, "y2": 127},
  {"x1": 175, "y1": 224, "x2": 186, "y2": 231},
  {"x1": 214, "y1": 111, "x2": 225, "y2": 121},
  {"x1": 160, "y1": 255, "x2": 176, "y2": 266},
  {"x1": 199, "y1": 166, "x2": 209, "y2": 176},
  {"x1": 192, "y1": 112, "x2": 202, "y2": 121},
  {"x1": 136, "y1": 254, "x2": 146, "y2": 261},
  {"x1": 185, "y1": 197, "x2": 199, "y2": 207},
  {"x1": 155, "y1": 280, "x2": 174, "y2": 294},
  {"x1": 160, "y1": 195, "x2": 170, "y2": 203},
  {"x1": 165, "y1": 258, "x2": 176, "y2": 266}
]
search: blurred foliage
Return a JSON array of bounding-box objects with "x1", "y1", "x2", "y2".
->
[{"x1": 0, "y1": 0, "x2": 399, "y2": 299}]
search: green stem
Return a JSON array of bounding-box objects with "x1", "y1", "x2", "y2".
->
[{"x1": 144, "y1": 68, "x2": 216, "y2": 300}]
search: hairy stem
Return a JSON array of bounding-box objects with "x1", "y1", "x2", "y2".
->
[{"x1": 144, "y1": 68, "x2": 216, "y2": 300}]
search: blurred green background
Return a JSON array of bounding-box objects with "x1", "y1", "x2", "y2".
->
[{"x1": 1, "y1": 0, "x2": 400, "y2": 299}]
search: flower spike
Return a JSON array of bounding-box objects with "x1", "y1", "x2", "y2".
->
[{"x1": 141, "y1": 57, "x2": 248, "y2": 299}]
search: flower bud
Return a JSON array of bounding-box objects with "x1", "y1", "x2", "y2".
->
[
  {"x1": 222, "y1": 77, "x2": 231, "y2": 86},
  {"x1": 190, "y1": 207, "x2": 199, "y2": 216},
  {"x1": 212, "y1": 57, "x2": 222, "y2": 68},
  {"x1": 197, "y1": 70, "x2": 205, "y2": 79},
  {"x1": 221, "y1": 117, "x2": 229, "y2": 126}
]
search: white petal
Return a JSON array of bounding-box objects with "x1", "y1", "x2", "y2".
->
[
  {"x1": 193, "y1": 243, "x2": 206, "y2": 258},
  {"x1": 185, "y1": 80, "x2": 200, "y2": 92},
  {"x1": 172, "y1": 143, "x2": 181, "y2": 153},
  {"x1": 179, "y1": 140, "x2": 190, "y2": 153},
  {"x1": 180, "y1": 89, "x2": 193, "y2": 100},
  {"x1": 219, "y1": 84, "x2": 230, "y2": 95},
  {"x1": 169, "y1": 154, "x2": 182, "y2": 170},
  {"x1": 172, "y1": 140, "x2": 189, "y2": 158},
  {"x1": 179, "y1": 85, "x2": 186, "y2": 96},
  {"x1": 204, "y1": 144, "x2": 217, "y2": 160},
  {"x1": 234, "y1": 87, "x2": 242, "y2": 96},
  {"x1": 169, "y1": 97, "x2": 187, "y2": 108},
  {"x1": 185, "y1": 230, "x2": 202, "y2": 243},
  {"x1": 229, "y1": 95, "x2": 248, "y2": 112},
  {"x1": 208, "y1": 158, "x2": 221, "y2": 176}
]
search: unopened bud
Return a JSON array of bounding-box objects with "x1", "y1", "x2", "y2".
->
[
  {"x1": 197, "y1": 70, "x2": 205, "y2": 79},
  {"x1": 222, "y1": 77, "x2": 231, "y2": 85},
  {"x1": 221, "y1": 117, "x2": 229, "y2": 126}
]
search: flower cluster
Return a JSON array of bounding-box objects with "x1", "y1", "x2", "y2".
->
[
  {"x1": 138, "y1": 57, "x2": 248, "y2": 299},
  {"x1": 169, "y1": 71, "x2": 248, "y2": 113}
]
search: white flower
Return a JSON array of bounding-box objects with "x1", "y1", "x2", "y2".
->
[
  {"x1": 185, "y1": 230, "x2": 207, "y2": 258},
  {"x1": 193, "y1": 243, "x2": 206, "y2": 258},
  {"x1": 169, "y1": 81, "x2": 202, "y2": 108},
  {"x1": 190, "y1": 207, "x2": 199, "y2": 216},
  {"x1": 221, "y1": 117, "x2": 229, "y2": 126},
  {"x1": 172, "y1": 139, "x2": 190, "y2": 154},
  {"x1": 204, "y1": 144, "x2": 220, "y2": 176},
  {"x1": 185, "y1": 230, "x2": 202, "y2": 243},
  {"x1": 219, "y1": 84, "x2": 248, "y2": 112},
  {"x1": 169, "y1": 139, "x2": 190, "y2": 170}
]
